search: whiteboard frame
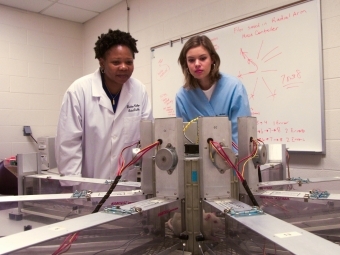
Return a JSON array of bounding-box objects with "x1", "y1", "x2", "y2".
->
[{"x1": 150, "y1": 0, "x2": 325, "y2": 153}]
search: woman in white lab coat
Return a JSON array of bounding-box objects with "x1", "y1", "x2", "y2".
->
[{"x1": 55, "y1": 29, "x2": 153, "y2": 190}]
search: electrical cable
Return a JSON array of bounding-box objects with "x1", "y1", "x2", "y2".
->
[
  {"x1": 184, "y1": 133, "x2": 194, "y2": 144},
  {"x1": 95, "y1": 141, "x2": 159, "y2": 213},
  {"x1": 209, "y1": 140, "x2": 243, "y2": 182},
  {"x1": 241, "y1": 179, "x2": 259, "y2": 207},
  {"x1": 239, "y1": 139, "x2": 257, "y2": 169},
  {"x1": 209, "y1": 139, "x2": 259, "y2": 207},
  {"x1": 241, "y1": 139, "x2": 258, "y2": 177},
  {"x1": 92, "y1": 175, "x2": 122, "y2": 213},
  {"x1": 62, "y1": 211, "x2": 75, "y2": 221},
  {"x1": 198, "y1": 243, "x2": 205, "y2": 255},
  {"x1": 52, "y1": 232, "x2": 79, "y2": 255},
  {"x1": 182, "y1": 242, "x2": 186, "y2": 254},
  {"x1": 30, "y1": 134, "x2": 38, "y2": 144},
  {"x1": 232, "y1": 141, "x2": 238, "y2": 151},
  {"x1": 258, "y1": 165, "x2": 262, "y2": 182},
  {"x1": 286, "y1": 149, "x2": 291, "y2": 179},
  {"x1": 118, "y1": 141, "x2": 140, "y2": 175},
  {"x1": 262, "y1": 239, "x2": 266, "y2": 255},
  {"x1": 183, "y1": 117, "x2": 199, "y2": 144},
  {"x1": 52, "y1": 140, "x2": 160, "y2": 255},
  {"x1": 118, "y1": 141, "x2": 160, "y2": 176}
]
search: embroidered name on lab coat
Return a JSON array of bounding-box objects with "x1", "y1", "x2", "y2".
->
[{"x1": 127, "y1": 104, "x2": 140, "y2": 112}]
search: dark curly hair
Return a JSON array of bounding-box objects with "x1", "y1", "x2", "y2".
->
[{"x1": 94, "y1": 29, "x2": 138, "y2": 59}]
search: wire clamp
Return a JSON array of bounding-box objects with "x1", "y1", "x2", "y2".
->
[
  {"x1": 303, "y1": 193, "x2": 310, "y2": 202},
  {"x1": 130, "y1": 206, "x2": 143, "y2": 213},
  {"x1": 309, "y1": 189, "x2": 330, "y2": 199},
  {"x1": 104, "y1": 179, "x2": 113, "y2": 185},
  {"x1": 104, "y1": 178, "x2": 127, "y2": 185},
  {"x1": 102, "y1": 205, "x2": 138, "y2": 215},
  {"x1": 71, "y1": 190, "x2": 92, "y2": 201},
  {"x1": 225, "y1": 206, "x2": 264, "y2": 217},
  {"x1": 289, "y1": 177, "x2": 310, "y2": 186}
]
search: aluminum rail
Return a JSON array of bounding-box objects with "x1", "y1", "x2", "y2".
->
[
  {"x1": 0, "y1": 197, "x2": 176, "y2": 255},
  {"x1": 206, "y1": 198, "x2": 340, "y2": 255},
  {"x1": 26, "y1": 174, "x2": 141, "y2": 187},
  {"x1": 0, "y1": 190, "x2": 143, "y2": 203},
  {"x1": 255, "y1": 190, "x2": 340, "y2": 201},
  {"x1": 258, "y1": 176, "x2": 340, "y2": 188}
]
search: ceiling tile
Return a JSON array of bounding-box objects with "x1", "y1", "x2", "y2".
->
[
  {"x1": 42, "y1": 2, "x2": 98, "y2": 23},
  {"x1": 57, "y1": 0, "x2": 122, "y2": 13},
  {"x1": 0, "y1": 0, "x2": 123, "y2": 23},
  {"x1": 0, "y1": 0, "x2": 53, "y2": 12}
]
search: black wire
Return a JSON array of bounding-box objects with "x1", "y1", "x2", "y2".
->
[
  {"x1": 257, "y1": 165, "x2": 262, "y2": 182},
  {"x1": 62, "y1": 211, "x2": 74, "y2": 221},
  {"x1": 30, "y1": 134, "x2": 38, "y2": 144},
  {"x1": 92, "y1": 175, "x2": 122, "y2": 213},
  {"x1": 241, "y1": 180, "x2": 259, "y2": 207},
  {"x1": 54, "y1": 175, "x2": 121, "y2": 254}
]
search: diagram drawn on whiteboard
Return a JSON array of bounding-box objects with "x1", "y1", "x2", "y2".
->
[{"x1": 237, "y1": 40, "x2": 304, "y2": 103}]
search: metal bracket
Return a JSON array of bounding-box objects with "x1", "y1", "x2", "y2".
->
[
  {"x1": 71, "y1": 190, "x2": 92, "y2": 201},
  {"x1": 103, "y1": 205, "x2": 142, "y2": 215},
  {"x1": 303, "y1": 193, "x2": 309, "y2": 202},
  {"x1": 309, "y1": 189, "x2": 330, "y2": 199},
  {"x1": 224, "y1": 206, "x2": 264, "y2": 217},
  {"x1": 104, "y1": 179, "x2": 127, "y2": 185},
  {"x1": 289, "y1": 177, "x2": 310, "y2": 186}
]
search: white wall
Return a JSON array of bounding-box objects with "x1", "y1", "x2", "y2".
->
[
  {"x1": 0, "y1": 0, "x2": 340, "y2": 180},
  {"x1": 0, "y1": 5, "x2": 83, "y2": 159},
  {"x1": 82, "y1": 0, "x2": 340, "y2": 178}
]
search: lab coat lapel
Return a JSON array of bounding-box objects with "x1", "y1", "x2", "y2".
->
[
  {"x1": 92, "y1": 69, "x2": 114, "y2": 112},
  {"x1": 114, "y1": 80, "x2": 132, "y2": 118}
]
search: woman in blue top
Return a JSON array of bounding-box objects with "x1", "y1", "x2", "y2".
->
[{"x1": 176, "y1": 35, "x2": 251, "y2": 149}]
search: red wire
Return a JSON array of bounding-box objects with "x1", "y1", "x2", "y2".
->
[
  {"x1": 232, "y1": 141, "x2": 238, "y2": 151},
  {"x1": 210, "y1": 141, "x2": 244, "y2": 182},
  {"x1": 52, "y1": 232, "x2": 79, "y2": 255},
  {"x1": 237, "y1": 140, "x2": 257, "y2": 167},
  {"x1": 118, "y1": 141, "x2": 159, "y2": 175},
  {"x1": 53, "y1": 141, "x2": 159, "y2": 255},
  {"x1": 118, "y1": 141, "x2": 139, "y2": 174},
  {"x1": 52, "y1": 235, "x2": 71, "y2": 255}
]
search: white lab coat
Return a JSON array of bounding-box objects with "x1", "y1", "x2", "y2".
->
[{"x1": 55, "y1": 68, "x2": 153, "y2": 187}]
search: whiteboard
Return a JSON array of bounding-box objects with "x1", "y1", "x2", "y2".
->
[{"x1": 151, "y1": 0, "x2": 324, "y2": 152}]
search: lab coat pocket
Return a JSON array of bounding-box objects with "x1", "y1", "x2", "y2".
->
[{"x1": 123, "y1": 116, "x2": 141, "y2": 144}]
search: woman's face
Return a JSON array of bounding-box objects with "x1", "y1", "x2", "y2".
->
[
  {"x1": 186, "y1": 45, "x2": 213, "y2": 88},
  {"x1": 99, "y1": 45, "x2": 134, "y2": 88}
]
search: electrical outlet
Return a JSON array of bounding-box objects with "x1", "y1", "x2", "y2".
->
[{"x1": 23, "y1": 126, "x2": 32, "y2": 136}]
